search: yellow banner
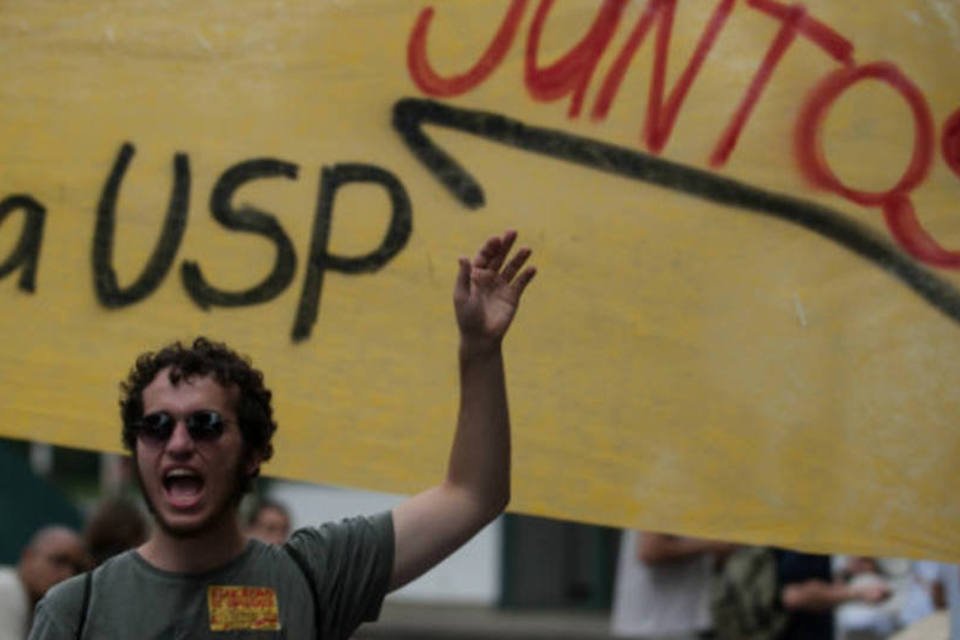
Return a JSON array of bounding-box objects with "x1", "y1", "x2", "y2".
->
[{"x1": 1, "y1": 1, "x2": 958, "y2": 561}]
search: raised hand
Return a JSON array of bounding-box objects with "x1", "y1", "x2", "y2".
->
[{"x1": 454, "y1": 230, "x2": 536, "y2": 352}]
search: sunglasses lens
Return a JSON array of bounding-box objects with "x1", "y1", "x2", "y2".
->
[
  {"x1": 186, "y1": 411, "x2": 225, "y2": 441},
  {"x1": 138, "y1": 412, "x2": 174, "y2": 443},
  {"x1": 137, "y1": 410, "x2": 226, "y2": 444}
]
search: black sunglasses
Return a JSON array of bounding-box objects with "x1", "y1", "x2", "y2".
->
[{"x1": 136, "y1": 410, "x2": 228, "y2": 444}]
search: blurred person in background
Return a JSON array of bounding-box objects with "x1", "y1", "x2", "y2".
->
[
  {"x1": 889, "y1": 561, "x2": 959, "y2": 640},
  {"x1": 245, "y1": 498, "x2": 291, "y2": 545},
  {"x1": 889, "y1": 560, "x2": 948, "y2": 640},
  {"x1": 893, "y1": 560, "x2": 944, "y2": 629},
  {"x1": 834, "y1": 556, "x2": 899, "y2": 639},
  {"x1": 776, "y1": 549, "x2": 890, "y2": 640},
  {"x1": 0, "y1": 527, "x2": 87, "y2": 640},
  {"x1": 611, "y1": 530, "x2": 734, "y2": 639},
  {"x1": 83, "y1": 497, "x2": 149, "y2": 566}
]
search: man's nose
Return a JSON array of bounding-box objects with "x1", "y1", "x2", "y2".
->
[{"x1": 165, "y1": 420, "x2": 196, "y2": 453}]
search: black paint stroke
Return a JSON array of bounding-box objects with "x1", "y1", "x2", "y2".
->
[
  {"x1": 393, "y1": 97, "x2": 960, "y2": 325},
  {"x1": 292, "y1": 163, "x2": 413, "y2": 342},
  {"x1": 93, "y1": 142, "x2": 190, "y2": 308},
  {"x1": 0, "y1": 195, "x2": 46, "y2": 292},
  {"x1": 182, "y1": 158, "x2": 299, "y2": 309}
]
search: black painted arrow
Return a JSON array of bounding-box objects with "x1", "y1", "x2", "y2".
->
[{"x1": 392, "y1": 96, "x2": 960, "y2": 326}]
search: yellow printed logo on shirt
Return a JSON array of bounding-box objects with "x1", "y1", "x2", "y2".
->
[{"x1": 207, "y1": 585, "x2": 281, "y2": 631}]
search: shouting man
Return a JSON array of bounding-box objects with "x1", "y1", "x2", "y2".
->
[{"x1": 30, "y1": 230, "x2": 536, "y2": 639}]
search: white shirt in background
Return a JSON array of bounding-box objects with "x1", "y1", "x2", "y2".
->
[{"x1": 610, "y1": 530, "x2": 713, "y2": 638}]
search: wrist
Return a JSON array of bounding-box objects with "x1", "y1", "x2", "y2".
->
[{"x1": 459, "y1": 337, "x2": 503, "y2": 361}]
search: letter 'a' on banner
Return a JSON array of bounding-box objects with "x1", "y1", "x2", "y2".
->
[{"x1": 0, "y1": 1, "x2": 958, "y2": 561}]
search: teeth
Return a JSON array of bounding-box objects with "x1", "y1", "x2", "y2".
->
[
  {"x1": 165, "y1": 469, "x2": 198, "y2": 479},
  {"x1": 163, "y1": 468, "x2": 203, "y2": 496}
]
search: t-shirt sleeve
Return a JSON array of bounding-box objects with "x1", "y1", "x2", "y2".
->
[
  {"x1": 27, "y1": 575, "x2": 85, "y2": 640},
  {"x1": 286, "y1": 511, "x2": 394, "y2": 640}
]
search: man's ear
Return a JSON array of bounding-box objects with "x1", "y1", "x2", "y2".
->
[{"x1": 244, "y1": 449, "x2": 264, "y2": 479}]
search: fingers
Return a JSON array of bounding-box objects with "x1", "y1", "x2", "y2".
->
[
  {"x1": 454, "y1": 256, "x2": 471, "y2": 296},
  {"x1": 512, "y1": 265, "x2": 537, "y2": 298},
  {"x1": 474, "y1": 230, "x2": 517, "y2": 271},
  {"x1": 468, "y1": 229, "x2": 536, "y2": 295},
  {"x1": 499, "y1": 247, "x2": 532, "y2": 283}
]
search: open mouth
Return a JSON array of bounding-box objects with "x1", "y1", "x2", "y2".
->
[{"x1": 162, "y1": 468, "x2": 205, "y2": 509}]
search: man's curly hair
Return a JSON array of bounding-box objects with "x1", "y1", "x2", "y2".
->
[{"x1": 119, "y1": 337, "x2": 276, "y2": 464}]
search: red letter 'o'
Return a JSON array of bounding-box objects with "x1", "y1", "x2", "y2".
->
[{"x1": 794, "y1": 61, "x2": 934, "y2": 207}]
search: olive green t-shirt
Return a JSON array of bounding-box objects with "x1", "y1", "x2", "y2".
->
[{"x1": 29, "y1": 512, "x2": 394, "y2": 640}]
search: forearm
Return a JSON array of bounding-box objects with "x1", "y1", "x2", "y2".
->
[
  {"x1": 388, "y1": 342, "x2": 511, "y2": 590},
  {"x1": 638, "y1": 534, "x2": 725, "y2": 564},
  {"x1": 445, "y1": 340, "x2": 511, "y2": 518},
  {"x1": 781, "y1": 580, "x2": 858, "y2": 612}
]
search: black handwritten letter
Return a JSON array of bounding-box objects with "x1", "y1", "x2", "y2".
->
[
  {"x1": 93, "y1": 142, "x2": 190, "y2": 307},
  {"x1": 0, "y1": 195, "x2": 46, "y2": 292},
  {"x1": 292, "y1": 164, "x2": 412, "y2": 342},
  {"x1": 181, "y1": 159, "x2": 298, "y2": 308}
]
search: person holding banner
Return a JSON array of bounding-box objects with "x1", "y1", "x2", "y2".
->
[{"x1": 28, "y1": 230, "x2": 536, "y2": 639}]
